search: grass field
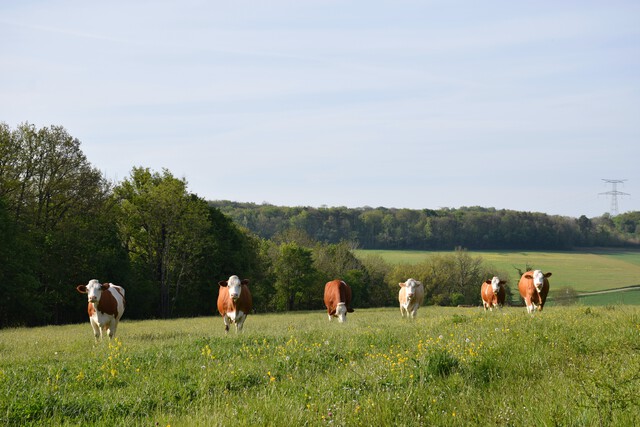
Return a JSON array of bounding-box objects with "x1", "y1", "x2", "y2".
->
[
  {"x1": 354, "y1": 249, "x2": 640, "y2": 292},
  {"x1": 1, "y1": 306, "x2": 639, "y2": 426}
]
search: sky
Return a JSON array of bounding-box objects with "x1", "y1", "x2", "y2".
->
[{"x1": 1, "y1": 1, "x2": 639, "y2": 219}]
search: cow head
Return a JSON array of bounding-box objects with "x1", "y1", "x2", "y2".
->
[
  {"x1": 218, "y1": 275, "x2": 249, "y2": 302},
  {"x1": 335, "y1": 302, "x2": 348, "y2": 323},
  {"x1": 399, "y1": 278, "x2": 422, "y2": 301},
  {"x1": 490, "y1": 276, "x2": 504, "y2": 293},
  {"x1": 526, "y1": 270, "x2": 551, "y2": 292},
  {"x1": 76, "y1": 279, "x2": 110, "y2": 305}
]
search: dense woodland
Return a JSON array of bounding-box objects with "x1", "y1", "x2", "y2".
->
[
  {"x1": 1, "y1": 123, "x2": 639, "y2": 328},
  {"x1": 210, "y1": 201, "x2": 640, "y2": 250}
]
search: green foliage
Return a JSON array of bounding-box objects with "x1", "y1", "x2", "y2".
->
[
  {"x1": 385, "y1": 249, "x2": 493, "y2": 307},
  {"x1": 113, "y1": 167, "x2": 211, "y2": 318},
  {"x1": 0, "y1": 123, "x2": 127, "y2": 326},
  {"x1": 211, "y1": 201, "x2": 640, "y2": 250},
  {"x1": 272, "y1": 242, "x2": 320, "y2": 311}
]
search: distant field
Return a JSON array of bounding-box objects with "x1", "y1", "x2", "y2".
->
[
  {"x1": 577, "y1": 287, "x2": 640, "y2": 306},
  {"x1": 355, "y1": 249, "x2": 640, "y2": 293}
]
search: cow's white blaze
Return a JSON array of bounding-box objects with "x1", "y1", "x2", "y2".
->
[
  {"x1": 336, "y1": 302, "x2": 347, "y2": 323},
  {"x1": 491, "y1": 276, "x2": 501, "y2": 293},
  {"x1": 532, "y1": 270, "x2": 545, "y2": 292},
  {"x1": 226, "y1": 275, "x2": 243, "y2": 301},
  {"x1": 85, "y1": 279, "x2": 105, "y2": 304},
  {"x1": 404, "y1": 278, "x2": 419, "y2": 300}
]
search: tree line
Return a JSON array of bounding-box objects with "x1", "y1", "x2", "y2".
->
[
  {"x1": 209, "y1": 201, "x2": 640, "y2": 250},
  {"x1": 1, "y1": 123, "x2": 639, "y2": 328}
]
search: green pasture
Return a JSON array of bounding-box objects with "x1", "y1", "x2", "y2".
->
[
  {"x1": 1, "y1": 306, "x2": 639, "y2": 426},
  {"x1": 577, "y1": 288, "x2": 640, "y2": 306},
  {"x1": 355, "y1": 249, "x2": 640, "y2": 292}
]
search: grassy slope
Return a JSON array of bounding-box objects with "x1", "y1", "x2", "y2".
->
[
  {"x1": 1, "y1": 307, "x2": 639, "y2": 426},
  {"x1": 355, "y1": 249, "x2": 640, "y2": 292}
]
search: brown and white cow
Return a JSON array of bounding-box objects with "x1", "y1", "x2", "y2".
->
[
  {"x1": 398, "y1": 278, "x2": 425, "y2": 318},
  {"x1": 76, "y1": 279, "x2": 126, "y2": 341},
  {"x1": 217, "y1": 275, "x2": 253, "y2": 333},
  {"x1": 518, "y1": 270, "x2": 551, "y2": 313},
  {"x1": 324, "y1": 279, "x2": 354, "y2": 322},
  {"x1": 481, "y1": 276, "x2": 506, "y2": 311}
]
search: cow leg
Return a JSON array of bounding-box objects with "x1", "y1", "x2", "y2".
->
[
  {"x1": 108, "y1": 320, "x2": 118, "y2": 339},
  {"x1": 236, "y1": 313, "x2": 246, "y2": 333},
  {"x1": 90, "y1": 319, "x2": 101, "y2": 341},
  {"x1": 527, "y1": 301, "x2": 536, "y2": 314},
  {"x1": 223, "y1": 315, "x2": 230, "y2": 333}
]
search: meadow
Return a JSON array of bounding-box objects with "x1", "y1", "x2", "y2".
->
[
  {"x1": 1, "y1": 306, "x2": 639, "y2": 426},
  {"x1": 355, "y1": 249, "x2": 640, "y2": 304}
]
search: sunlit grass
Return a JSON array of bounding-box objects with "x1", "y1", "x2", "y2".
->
[
  {"x1": 355, "y1": 249, "x2": 640, "y2": 292},
  {"x1": 1, "y1": 306, "x2": 639, "y2": 426}
]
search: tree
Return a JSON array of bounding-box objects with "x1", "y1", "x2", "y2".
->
[
  {"x1": 272, "y1": 243, "x2": 319, "y2": 311},
  {"x1": 0, "y1": 123, "x2": 121, "y2": 326},
  {"x1": 113, "y1": 167, "x2": 210, "y2": 318}
]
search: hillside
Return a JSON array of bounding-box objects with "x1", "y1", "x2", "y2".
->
[{"x1": 210, "y1": 201, "x2": 640, "y2": 250}]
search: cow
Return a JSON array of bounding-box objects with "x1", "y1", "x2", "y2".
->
[
  {"x1": 324, "y1": 279, "x2": 354, "y2": 323},
  {"x1": 398, "y1": 278, "x2": 425, "y2": 319},
  {"x1": 481, "y1": 276, "x2": 507, "y2": 311},
  {"x1": 217, "y1": 275, "x2": 253, "y2": 333},
  {"x1": 76, "y1": 279, "x2": 126, "y2": 341},
  {"x1": 518, "y1": 270, "x2": 552, "y2": 313}
]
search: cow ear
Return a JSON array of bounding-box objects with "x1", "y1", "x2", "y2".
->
[
  {"x1": 398, "y1": 282, "x2": 406, "y2": 287},
  {"x1": 76, "y1": 285, "x2": 88, "y2": 294},
  {"x1": 241, "y1": 279, "x2": 250, "y2": 286},
  {"x1": 524, "y1": 274, "x2": 533, "y2": 279},
  {"x1": 218, "y1": 281, "x2": 228, "y2": 287},
  {"x1": 101, "y1": 283, "x2": 110, "y2": 290},
  {"x1": 484, "y1": 280, "x2": 492, "y2": 284},
  {"x1": 544, "y1": 272, "x2": 552, "y2": 278},
  {"x1": 500, "y1": 281, "x2": 507, "y2": 285}
]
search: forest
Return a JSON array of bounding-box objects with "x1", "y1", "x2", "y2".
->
[
  {"x1": 210, "y1": 201, "x2": 640, "y2": 250},
  {"x1": 1, "y1": 122, "x2": 639, "y2": 328}
]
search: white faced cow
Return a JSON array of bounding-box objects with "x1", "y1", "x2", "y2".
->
[
  {"x1": 398, "y1": 278, "x2": 425, "y2": 319},
  {"x1": 481, "y1": 276, "x2": 506, "y2": 311},
  {"x1": 324, "y1": 279, "x2": 354, "y2": 323},
  {"x1": 76, "y1": 279, "x2": 126, "y2": 341},
  {"x1": 518, "y1": 270, "x2": 551, "y2": 313},
  {"x1": 217, "y1": 275, "x2": 253, "y2": 333}
]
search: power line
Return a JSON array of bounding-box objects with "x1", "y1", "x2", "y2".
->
[{"x1": 599, "y1": 179, "x2": 630, "y2": 216}]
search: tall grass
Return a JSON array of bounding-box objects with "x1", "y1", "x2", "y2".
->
[{"x1": 1, "y1": 306, "x2": 639, "y2": 426}]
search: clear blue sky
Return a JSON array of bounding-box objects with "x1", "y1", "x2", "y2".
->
[{"x1": 2, "y1": 1, "x2": 638, "y2": 218}]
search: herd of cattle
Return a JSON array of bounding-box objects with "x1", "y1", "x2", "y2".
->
[{"x1": 76, "y1": 270, "x2": 552, "y2": 340}]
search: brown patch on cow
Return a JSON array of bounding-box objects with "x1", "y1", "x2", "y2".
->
[{"x1": 95, "y1": 285, "x2": 120, "y2": 317}]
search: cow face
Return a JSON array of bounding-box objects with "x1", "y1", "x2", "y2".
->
[
  {"x1": 76, "y1": 279, "x2": 110, "y2": 305},
  {"x1": 335, "y1": 302, "x2": 348, "y2": 323},
  {"x1": 531, "y1": 270, "x2": 551, "y2": 292},
  {"x1": 218, "y1": 275, "x2": 248, "y2": 302},
  {"x1": 490, "y1": 276, "x2": 502, "y2": 293},
  {"x1": 400, "y1": 278, "x2": 421, "y2": 301}
]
